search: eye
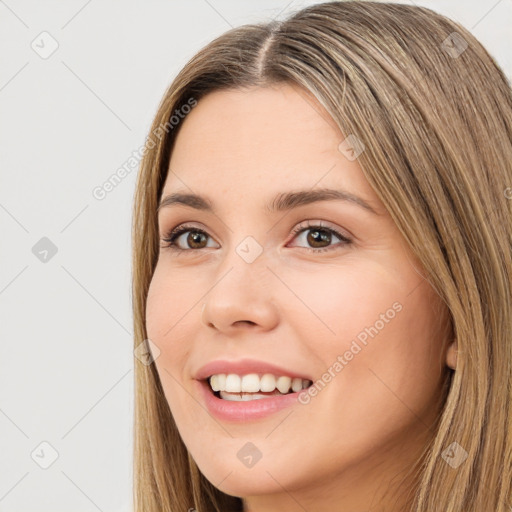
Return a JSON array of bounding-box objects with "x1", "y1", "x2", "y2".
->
[
  {"x1": 160, "y1": 220, "x2": 352, "y2": 253},
  {"x1": 287, "y1": 220, "x2": 352, "y2": 253},
  {"x1": 160, "y1": 223, "x2": 218, "y2": 252}
]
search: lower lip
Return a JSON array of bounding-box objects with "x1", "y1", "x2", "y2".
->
[{"x1": 196, "y1": 379, "x2": 308, "y2": 422}]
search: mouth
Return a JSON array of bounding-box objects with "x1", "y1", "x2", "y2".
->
[{"x1": 205, "y1": 373, "x2": 314, "y2": 402}]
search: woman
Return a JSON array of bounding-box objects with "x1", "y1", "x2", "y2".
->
[{"x1": 131, "y1": 2, "x2": 512, "y2": 510}]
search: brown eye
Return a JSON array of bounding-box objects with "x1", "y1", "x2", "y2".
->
[
  {"x1": 161, "y1": 225, "x2": 217, "y2": 251},
  {"x1": 305, "y1": 228, "x2": 333, "y2": 248},
  {"x1": 184, "y1": 231, "x2": 208, "y2": 249},
  {"x1": 288, "y1": 221, "x2": 352, "y2": 253}
]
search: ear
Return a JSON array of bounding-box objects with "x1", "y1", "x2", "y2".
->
[{"x1": 446, "y1": 339, "x2": 458, "y2": 370}]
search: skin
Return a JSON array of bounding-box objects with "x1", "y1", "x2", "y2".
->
[{"x1": 145, "y1": 83, "x2": 457, "y2": 512}]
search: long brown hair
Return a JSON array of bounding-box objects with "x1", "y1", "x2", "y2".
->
[{"x1": 131, "y1": 2, "x2": 512, "y2": 510}]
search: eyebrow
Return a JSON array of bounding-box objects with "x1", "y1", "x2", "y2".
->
[{"x1": 157, "y1": 188, "x2": 380, "y2": 215}]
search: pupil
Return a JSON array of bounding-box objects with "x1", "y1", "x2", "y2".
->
[
  {"x1": 308, "y1": 229, "x2": 330, "y2": 247},
  {"x1": 189, "y1": 232, "x2": 205, "y2": 248}
]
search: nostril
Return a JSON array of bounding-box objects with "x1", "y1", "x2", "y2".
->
[{"x1": 234, "y1": 320, "x2": 257, "y2": 327}]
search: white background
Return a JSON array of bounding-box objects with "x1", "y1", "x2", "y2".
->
[{"x1": 0, "y1": 1, "x2": 510, "y2": 510}]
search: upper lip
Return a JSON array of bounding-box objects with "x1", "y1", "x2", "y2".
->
[{"x1": 195, "y1": 358, "x2": 314, "y2": 382}]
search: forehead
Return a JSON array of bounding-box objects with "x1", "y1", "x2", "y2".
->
[
  {"x1": 162, "y1": 84, "x2": 381, "y2": 211},
  {"x1": 170, "y1": 84, "x2": 339, "y2": 160}
]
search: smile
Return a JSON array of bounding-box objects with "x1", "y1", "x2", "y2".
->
[{"x1": 209, "y1": 373, "x2": 313, "y2": 401}]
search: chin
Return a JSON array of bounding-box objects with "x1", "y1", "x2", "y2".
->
[
  {"x1": 204, "y1": 471, "x2": 282, "y2": 498},
  {"x1": 194, "y1": 454, "x2": 311, "y2": 499}
]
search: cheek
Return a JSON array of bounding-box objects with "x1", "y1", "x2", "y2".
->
[
  {"x1": 278, "y1": 262, "x2": 402, "y2": 345},
  {"x1": 145, "y1": 263, "x2": 198, "y2": 342},
  {"x1": 145, "y1": 268, "x2": 200, "y2": 431},
  {"x1": 145, "y1": 265, "x2": 198, "y2": 393},
  {"x1": 285, "y1": 263, "x2": 446, "y2": 416}
]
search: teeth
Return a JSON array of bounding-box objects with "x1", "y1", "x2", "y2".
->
[
  {"x1": 260, "y1": 374, "x2": 276, "y2": 392},
  {"x1": 208, "y1": 373, "x2": 311, "y2": 395},
  {"x1": 276, "y1": 376, "x2": 292, "y2": 394},
  {"x1": 225, "y1": 374, "x2": 241, "y2": 393},
  {"x1": 292, "y1": 377, "x2": 303, "y2": 392},
  {"x1": 241, "y1": 374, "x2": 260, "y2": 392},
  {"x1": 209, "y1": 374, "x2": 225, "y2": 392},
  {"x1": 219, "y1": 391, "x2": 270, "y2": 401}
]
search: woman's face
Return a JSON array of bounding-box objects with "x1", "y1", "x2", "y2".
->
[{"x1": 146, "y1": 83, "x2": 452, "y2": 510}]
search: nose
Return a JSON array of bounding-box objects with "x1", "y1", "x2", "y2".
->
[{"x1": 200, "y1": 248, "x2": 279, "y2": 334}]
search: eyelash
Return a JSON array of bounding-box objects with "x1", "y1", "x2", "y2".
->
[{"x1": 160, "y1": 220, "x2": 352, "y2": 254}]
